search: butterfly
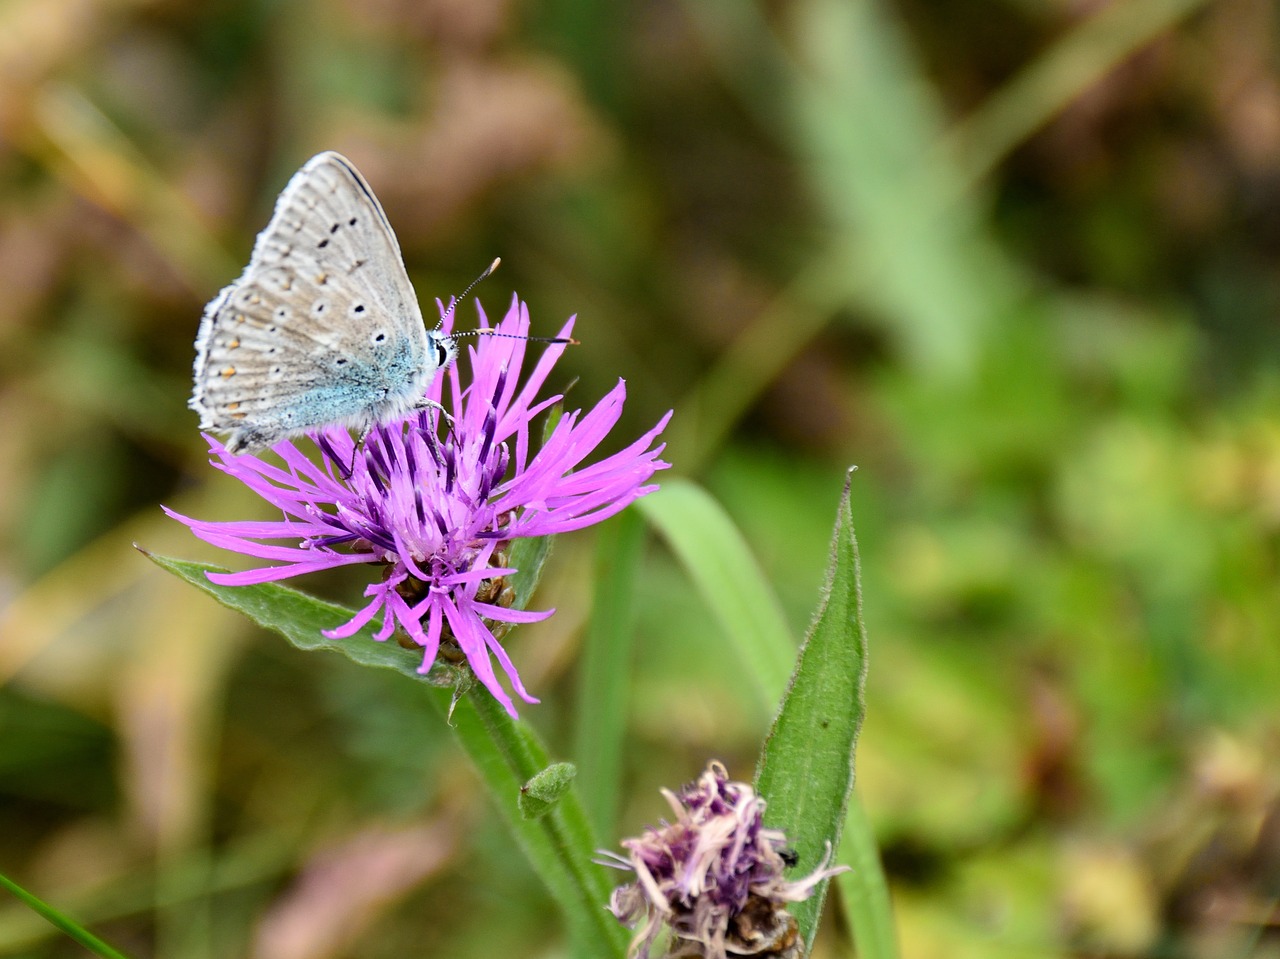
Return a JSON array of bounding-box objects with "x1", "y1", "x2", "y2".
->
[{"x1": 189, "y1": 151, "x2": 473, "y2": 455}]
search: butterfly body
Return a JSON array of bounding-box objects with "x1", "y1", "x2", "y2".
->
[{"x1": 190, "y1": 152, "x2": 455, "y2": 454}]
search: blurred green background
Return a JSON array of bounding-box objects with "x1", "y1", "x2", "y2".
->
[{"x1": 2, "y1": 0, "x2": 1279, "y2": 956}]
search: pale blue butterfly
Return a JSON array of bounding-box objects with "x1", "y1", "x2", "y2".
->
[{"x1": 191, "y1": 151, "x2": 495, "y2": 455}]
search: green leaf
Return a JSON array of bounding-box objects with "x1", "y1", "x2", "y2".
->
[
  {"x1": 139, "y1": 541, "x2": 552, "y2": 682},
  {"x1": 755, "y1": 469, "x2": 869, "y2": 949},
  {"x1": 636, "y1": 478, "x2": 796, "y2": 708},
  {"x1": 138, "y1": 549, "x2": 425, "y2": 677},
  {"x1": 508, "y1": 515, "x2": 554, "y2": 612},
  {"x1": 519, "y1": 762, "x2": 579, "y2": 820}
]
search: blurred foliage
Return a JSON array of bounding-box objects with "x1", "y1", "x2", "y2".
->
[{"x1": 2, "y1": 0, "x2": 1280, "y2": 957}]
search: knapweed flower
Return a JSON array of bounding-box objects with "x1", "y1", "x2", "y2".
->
[
  {"x1": 166, "y1": 296, "x2": 670, "y2": 717},
  {"x1": 601, "y1": 761, "x2": 846, "y2": 959}
]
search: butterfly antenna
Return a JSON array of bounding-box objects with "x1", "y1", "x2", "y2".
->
[
  {"x1": 455, "y1": 329, "x2": 580, "y2": 346},
  {"x1": 438, "y1": 257, "x2": 502, "y2": 329},
  {"x1": 440, "y1": 257, "x2": 579, "y2": 346}
]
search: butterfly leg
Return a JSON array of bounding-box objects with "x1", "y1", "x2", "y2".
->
[
  {"x1": 333, "y1": 427, "x2": 369, "y2": 479},
  {"x1": 412, "y1": 397, "x2": 454, "y2": 426},
  {"x1": 409, "y1": 399, "x2": 454, "y2": 466}
]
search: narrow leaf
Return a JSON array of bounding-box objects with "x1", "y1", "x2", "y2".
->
[
  {"x1": 636, "y1": 479, "x2": 795, "y2": 706},
  {"x1": 139, "y1": 549, "x2": 424, "y2": 677},
  {"x1": 0, "y1": 871, "x2": 131, "y2": 959},
  {"x1": 837, "y1": 795, "x2": 899, "y2": 959},
  {"x1": 575, "y1": 508, "x2": 645, "y2": 839},
  {"x1": 508, "y1": 525, "x2": 553, "y2": 611},
  {"x1": 755, "y1": 469, "x2": 868, "y2": 948},
  {"x1": 140, "y1": 543, "x2": 552, "y2": 681}
]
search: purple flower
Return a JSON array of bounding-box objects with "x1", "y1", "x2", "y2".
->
[
  {"x1": 166, "y1": 296, "x2": 670, "y2": 717},
  {"x1": 601, "y1": 762, "x2": 846, "y2": 959}
]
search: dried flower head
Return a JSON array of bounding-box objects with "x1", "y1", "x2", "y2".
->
[
  {"x1": 602, "y1": 761, "x2": 846, "y2": 959},
  {"x1": 167, "y1": 297, "x2": 670, "y2": 717}
]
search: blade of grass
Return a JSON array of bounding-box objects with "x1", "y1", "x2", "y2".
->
[
  {"x1": 678, "y1": 0, "x2": 1203, "y2": 472},
  {"x1": 0, "y1": 825, "x2": 302, "y2": 954},
  {"x1": 945, "y1": 0, "x2": 1212, "y2": 190},
  {"x1": 0, "y1": 871, "x2": 132, "y2": 959},
  {"x1": 574, "y1": 508, "x2": 646, "y2": 840},
  {"x1": 787, "y1": 0, "x2": 1022, "y2": 379},
  {"x1": 636, "y1": 479, "x2": 796, "y2": 707},
  {"x1": 838, "y1": 794, "x2": 899, "y2": 959}
]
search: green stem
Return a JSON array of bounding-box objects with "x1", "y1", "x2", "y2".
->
[
  {"x1": 0, "y1": 871, "x2": 133, "y2": 959},
  {"x1": 449, "y1": 690, "x2": 629, "y2": 957}
]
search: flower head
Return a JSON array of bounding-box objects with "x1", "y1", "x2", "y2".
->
[
  {"x1": 602, "y1": 761, "x2": 846, "y2": 959},
  {"x1": 167, "y1": 296, "x2": 670, "y2": 717}
]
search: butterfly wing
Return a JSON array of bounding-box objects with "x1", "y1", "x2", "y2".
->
[{"x1": 190, "y1": 152, "x2": 434, "y2": 454}]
